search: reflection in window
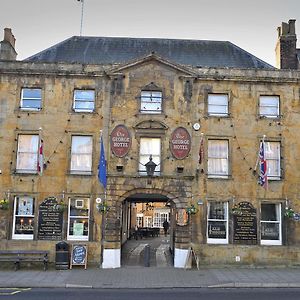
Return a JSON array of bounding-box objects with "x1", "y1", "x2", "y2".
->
[
  {"x1": 261, "y1": 203, "x2": 282, "y2": 245},
  {"x1": 140, "y1": 91, "x2": 162, "y2": 113},
  {"x1": 73, "y1": 90, "x2": 95, "y2": 112},
  {"x1": 139, "y1": 138, "x2": 161, "y2": 175},
  {"x1": 68, "y1": 198, "x2": 90, "y2": 241},
  {"x1": 207, "y1": 202, "x2": 228, "y2": 244},
  {"x1": 12, "y1": 196, "x2": 35, "y2": 240},
  {"x1": 208, "y1": 94, "x2": 228, "y2": 116},
  {"x1": 259, "y1": 96, "x2": 279, "y2": 118},
  {"x1": 20, "y1": 88, "x2": 42, "y2": 110}
]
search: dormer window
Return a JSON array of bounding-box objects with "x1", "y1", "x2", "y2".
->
[{"x1": 140, "y1": 90, "x2": 162, "y2": 114}]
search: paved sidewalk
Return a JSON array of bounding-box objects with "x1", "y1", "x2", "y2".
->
[{"x1": 1, "y1": 266, "x2": 300, "y2": 288}]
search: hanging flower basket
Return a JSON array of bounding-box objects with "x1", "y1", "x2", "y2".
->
[
  {"x1": 97, "y1": 202, "x2": 110, "y2": 213},
  {"x1": 186, "y1": 204, "x2": 198, "y2": 215},
  {"x1": 54, "y1": 201, "x2": 67, "y2": 212},
  {"x1": 231, "y1": 205, "x2": 243, "y2": 216},
  {"x1": 284, "y1": 207, "x2": 295, "y2": 219},
  {"x1": 0, "y1": 199, "x2": 9, "y2": 210}
]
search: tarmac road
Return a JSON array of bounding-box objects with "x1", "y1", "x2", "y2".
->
[{"x1": 1, "y1": 288, "x2": 300, "y2": 300}]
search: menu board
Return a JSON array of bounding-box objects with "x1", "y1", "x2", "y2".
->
[
  {"x1": 70, "y1": 244, "x2": 87, "y2": 269},
  {"x1": 38, "y1": 197, "x2": 63, "y2": 240},
  {"x1": 233, "y1": 202, "x2": 257, "y2": 245}
]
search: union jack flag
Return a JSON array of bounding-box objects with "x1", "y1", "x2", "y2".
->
[
  {"x1": 199, "y1": 136, "x2": 204, "y2": 164},
  {"x1": 258, "y1": 141, "x2": 268, "y2": 189}
]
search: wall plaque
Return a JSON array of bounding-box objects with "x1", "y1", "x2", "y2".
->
[
  {"x1": 176, "y1": 209, "x2": 188, "y2": 226},
  {"x1": 170, "y1": 127, "x2": 191, "y2": 159},
  {"x1": 233, "y1": 201, "x2": 257, "y2": 245},
  {"x1": 38, "y1": 197, "x2": 63, "y2": 240},
  {"x1": 110, "y1": 125, "x2": 131, "y2": 157}
]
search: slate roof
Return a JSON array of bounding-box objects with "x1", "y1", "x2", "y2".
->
[{"x1": 25, "y1": 36, "x2": 274, "y2": 69}]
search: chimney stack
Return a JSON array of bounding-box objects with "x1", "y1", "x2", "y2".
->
[
  {"x1": 0, "y1": 28, "x2": 17, "y2": 60},
  {"x1": 275, "y1": 19, "x2": 298, "y2": 69}
]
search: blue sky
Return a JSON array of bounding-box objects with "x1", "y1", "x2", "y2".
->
[{"x1": 1, "y1": 0, "x2": 300, "y2": 66}]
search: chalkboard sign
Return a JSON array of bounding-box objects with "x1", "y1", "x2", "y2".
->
[
  {"x1": 38, "y1": 197, "x2": 63, "y2": 240},
  {"x1": 70, "y1": 244, "x2": 87, "y2": 269},
  {"x1": 233, "y1": 202, "x2": 257, "y2": 245}
]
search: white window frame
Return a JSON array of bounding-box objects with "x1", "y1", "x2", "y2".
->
[
  {"x1": 153, "y1": 210, "x2": 169, "y2": 228},
  {"x1": 265, "y1": 141, "x2": 281, "y2": 180},
  {"x1": 144, "y1": 216, "x2": 153, "y2": 228},
  {"x1": 70, "y1": 135, "x2": 93, "y2": 175},
  {"x1": 207, "y1": 94, "x2": 229, "y2": 116},
  {"x1": 16, "y1": 134, "x2": 39, "y2": 174},
  {"x1": 67, "y1": 198, "x2": 90, "y2": 241},
  {"x1": 259, "y1": 96, "x2": 280, "y2": 118},
  {"x1": 139, "y1": 137, "x2": 161, "y2": 175},
  {"x1": 207, "y1": 202, "x2": 228, "y2": 244},
  {"x1": 260, "y1": 203, "x2": 282, "y2": 245},
  {"x1": 20, "y1": 88, "x2": 42, "y2": 111},
  {"x1": 140, "y1": 90, "x2": 162, "y2": 114},
  {"x1": 207, "y1": 139, "x2": 229, "y2": 178},
  {"x1": 73, "y1": 89, "x2": 95, "y2": 113},
  {"x1": 136, "y1": 214, "x2": 143, "y2": 227},
  {"x1": 12, "y1": 196, "x2": 35, "y2": 240}
]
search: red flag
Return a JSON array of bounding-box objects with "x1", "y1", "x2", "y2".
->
[
  {"x1": 258, "y1": 141, "x2": 268, "y2": 189},
  {"x1": 199, "y1": 136, "x2": 204, "y2": 164},
  {"x1": 37, "y1": 139, "x2": 44, "y2": 175}
]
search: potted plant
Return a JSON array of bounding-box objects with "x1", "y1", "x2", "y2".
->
[{"x1": 0, "y1": 199, "x2": 9, "y2": 210}]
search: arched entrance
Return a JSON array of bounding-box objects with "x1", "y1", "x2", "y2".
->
[
  {"x1": 101, "y1": 187, "x2": 192, "y2": 269},
  {"x1": 120, "y1": 193, "x2": 175, "y2": 267}
]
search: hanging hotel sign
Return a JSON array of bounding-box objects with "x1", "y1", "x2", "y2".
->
[
  {"x1": 110, "y1": 125, "x2": 131, "y2": 157},
  {"x1": 170, "y1": 127, "x2": 191, "y2": 159}
]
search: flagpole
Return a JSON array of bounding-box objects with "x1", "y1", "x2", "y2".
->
[{"x1": 79, "y1": 0, "x2": 85, "y2": 36}]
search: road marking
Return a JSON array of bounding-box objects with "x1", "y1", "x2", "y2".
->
[{"x1": 0, "y1": 288, "x2": 31, "y2": 296}]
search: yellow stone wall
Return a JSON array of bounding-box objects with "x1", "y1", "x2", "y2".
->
[{"x1": 1, "y1": 59, "x2": 300, "y2": 266}]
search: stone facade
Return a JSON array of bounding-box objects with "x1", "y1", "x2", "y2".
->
[{"x1": 1, "y1": 24, "x2": 300, "y2": 268}]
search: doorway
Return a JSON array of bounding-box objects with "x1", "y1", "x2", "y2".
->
[{"x1": 121, "y1": 193, "x2": 175, "y2": 267}]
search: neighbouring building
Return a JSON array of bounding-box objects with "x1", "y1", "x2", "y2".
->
[{"x1": 1, "y1": 20, "x2": 300, "y2": 268}]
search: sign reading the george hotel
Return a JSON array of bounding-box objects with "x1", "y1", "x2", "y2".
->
[
  {"x1": 110, "y1": 125, "x2": 131, "y2": 157},
  {"x1": 233, "y1": 201, "x2": 257, "y2": 245},
  {"x1": 38, "y1": 197, "x2": 63, "y2": 240},
  {"x1": 170, "y1": 127, "x2": 191, "y2": 159}
]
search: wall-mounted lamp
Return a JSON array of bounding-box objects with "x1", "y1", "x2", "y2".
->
[{"x1": 145, "y1": 155, "x2": 157, "y2": 176}]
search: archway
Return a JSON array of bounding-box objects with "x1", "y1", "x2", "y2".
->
[{"x1": 120, "y1": 193, "x2": 175, "y2": 267}]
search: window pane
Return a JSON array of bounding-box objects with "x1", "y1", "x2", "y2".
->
[
  {"x1": 208, "y1": 140, "x2": 228, "y2": 176},
  {"x1": 139, "y1": 138, "x2": 161, "y2": 174},
  {"x1": 261, "y1": 222, "x2": 280, "y2": 240},
  {"x1": 13, "y1": 197, "x2": 35, "y2": 239},
  {"x1": 208, "y1": 221, "x2": 227, "y2": 239},
  {"x1": 261, "y1": 204, "x2": 279, "y2": 221},
  {"x1": 69, "y1": 218, "x2": 89, "y2": 236},
  {"x1": 259, "y1": 96, "x2": 279, "y2": 116},
  {"x1": 208, "y1": 94, "x2": 228, "y2": 116},
  {"x1": 16, "y1": 135, "x2": 39, "y2": 172},
  {"x1": 141, "y1": 90, "x2": 162, "y2": 113},
  {"x1": 23, "y1": 88, "x2": 41, "y2": 99},
  {"x1": 208, "y1": 202, "x2": 227, "y2": 220},
  {"x1": 22, "y1": 100, "x2": 42, "y2": 109},
  {"x1": 74, "y1": 90, "x2": 95, "y2": 112}
]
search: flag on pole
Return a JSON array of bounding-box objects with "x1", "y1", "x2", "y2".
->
[
  {"x1": 98, "y1": 135, "x2": 107, "y2": 189},
  {"x1": 258, "y1": 141, "x2": 268, "y2": 189},
  {"x1": 199, "y1": 135, "x2": 204, "y2": 164},
  {"x1": 37, "y1": 139, "x2": 44, "y2": 176}
]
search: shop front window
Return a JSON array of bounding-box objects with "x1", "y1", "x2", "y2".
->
[
  {"x1": 261, "y1": 203, "x2": 282, "y2": 245},
  {"x1": 207, "y1": 201, "x2": 228, "y2": 244},
  {"x1": 67, "y1": 198, "x2": 90, "y2": 241},
  {"x1": 12, "y1": 196, "x2": 35, "y2": 240}
]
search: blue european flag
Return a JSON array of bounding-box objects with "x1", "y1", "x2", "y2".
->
[{"x1": 98, "y1": 136, "x2": 107, "y2": 189}]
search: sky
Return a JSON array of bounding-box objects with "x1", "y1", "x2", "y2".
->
[{"x1": 0, "y1": 0, "x2": 300, "y2": 66}]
